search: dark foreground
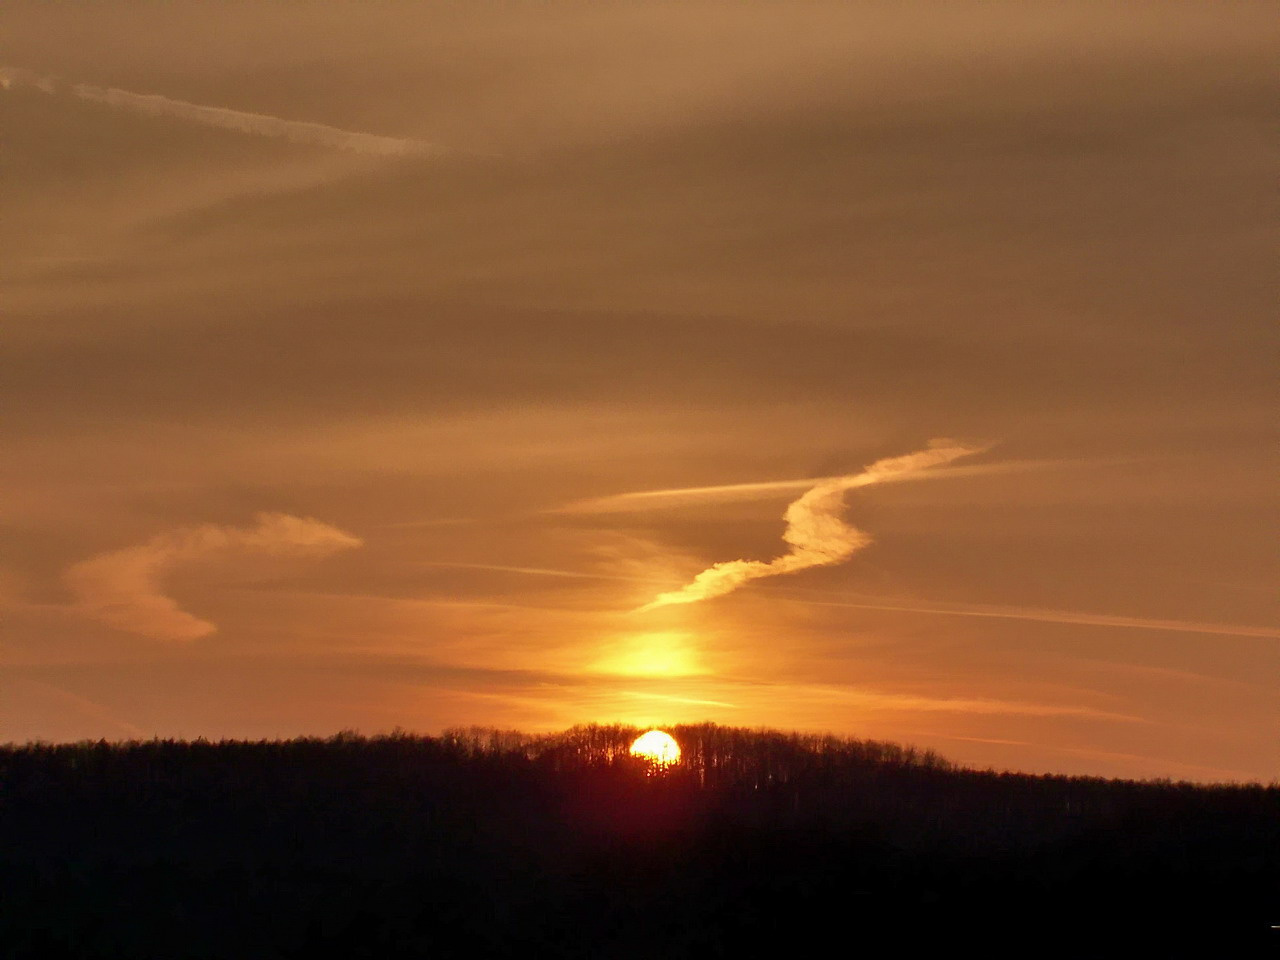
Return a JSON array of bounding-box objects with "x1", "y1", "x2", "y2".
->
[{"x1": 1, "y1": 725, "x2": 1276, "y2": 958}]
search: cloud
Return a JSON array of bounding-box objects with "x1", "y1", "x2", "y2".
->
[
  {"x1": 557, "y1": 458, "x2": 1066, "y2": 514},
  {"x1": 65, "y1": 513, "x2": 363, "y2": 641},
  {"x1": 561, "y1": 477, "x2": 826, "y2": 514},
  {"x1": 638, "y1": 440, "x2": 982, "y2": 611},
  {"x1": 415, "y1": 560, "x2": 677, "y2": 586},
  {"x1": 790, "y1": 596, "x2": 1280, "y2": 640},
  {"x1": 0, "y1": 65, "x2": 445, "y2": 157}
]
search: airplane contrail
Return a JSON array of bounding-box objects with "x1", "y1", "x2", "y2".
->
[
  {"x1": 556, "y1": 458, "x2": 1079, "y2": 515},
  {"x1": 791, "y1": 596, "x2": 1280, "y2": 640},
  {"x1": 637, "y1": 439, "x2": 982, "y2": 611},
  {"x1": 1, "y1": 65, "x2": 446, "y2": 157}
]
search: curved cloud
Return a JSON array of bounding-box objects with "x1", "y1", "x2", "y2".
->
[
  {"x1": 65, "y1": 513, "x2": 363, "y2": 641},
  {"x1": 638, "y1": 440, "x2": 981, "y2": 611},
  {"x1": 1, "y1": 65, "x2": 444, "y2": 158}
]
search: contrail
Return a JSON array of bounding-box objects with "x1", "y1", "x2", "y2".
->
[
  {"x1": 790, "y1": 596, "x2": 1280, "y2": 640},
  {"x1": 1, "y1": 65, "x2": 445, "y2": 157},
  {"x1": 559, "y1": 477, "x2": 826, "y2": 514},
  {"x1": 415, "y1": 560, "x2": 679, "y2": 586},
  {"x1": 556, "y1": 458, "x2": 1072, "y2": 515},
  {"x1": 637, "y1": 439, "x2": 982, "y2": 611}
]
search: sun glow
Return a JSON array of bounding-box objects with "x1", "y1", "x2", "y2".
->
[
  {"x1": 629, "y1": 729, "x2": 681, "y2": 766},
  {"x1": 592, "y1": 632, "x2": 702, "y2": 677}
]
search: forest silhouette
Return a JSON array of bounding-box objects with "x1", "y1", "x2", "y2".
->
[{"x1": 2, "y1": 724, "x2": 1275, "y2": 957}]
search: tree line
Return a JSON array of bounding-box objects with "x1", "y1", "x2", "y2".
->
[{"x1": 1, "y1": 725, "x2": 1275, "y2": 958}]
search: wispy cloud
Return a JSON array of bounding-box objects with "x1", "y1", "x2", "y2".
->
[
  {"x1": 1, "y1": 65, "x2": 445, "y2": 157},
  {"x1": 416, "y1": 560, "x2": 678, "y2": 586},
  {"x1": 562, "y1": 477, "x2": 827, "y2": 514},
  {"x1": 851, "y1": 692, "x2": 1140, "y2": 722},
  {"x1": 791, "y1": 595, "x2": 1280, "y2": 640},
  {"x1": 637, "y1": 440, "x2": 982, "y2": 611},
  {"x1": 65, "y1": 513, "x2": 362, "y2": 641},
  {"x1": 618, "y1": 691, "x2": 738, "y2": 709},
  {"x1": 557, "y1": 457, "x2": 1063, "y2": 515},
  {"x1": 935, "y1": 734, "x2": 1038, "y2": 747},
  {"x1": 726, "y1": 677, "x2": 1145, "y2": 723}
]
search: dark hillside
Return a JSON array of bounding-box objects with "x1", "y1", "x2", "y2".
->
[{"x1": 1, "y1": 725, "x2": 1275, "y2": 958}]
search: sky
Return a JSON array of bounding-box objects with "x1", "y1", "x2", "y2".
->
[{"x1": 2, "y1": 1, "x2": 1275, "y2": 782}]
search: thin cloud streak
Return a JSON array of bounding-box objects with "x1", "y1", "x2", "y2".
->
[
  {"x1": 65, "y1": 513, "x2": 362, "y2": 641},
  {"x1": 791, "y1": 596, "x2": 1280, "y2": 640},
  {"x1": 416, "y1": 560, "x2": 679, "y2": 586},
  {"x1": 874, "y1": 696, "x2": 1138, "y2": 722},
  {"x1": 637, "y1": 440, "x2": 983, "y2": 611},
  {"x1": 1, "y1": 65, "x2": 446, "y2": 157},
  {"x1": 562, "y1": 477, "x2": 824, "y2": 513},
  {"x1": 732, "y1": 678, "x2": 1144, "y2": 723},
  {"x1": 558, "y1": 458, "x2": 1064, "y2": 515},
  {"x1": 618, "y1": 691, "x2": 738, "y2": 709},
  {"x1": 936, "y1": 735, "x2": 1038, "y2": 747}
]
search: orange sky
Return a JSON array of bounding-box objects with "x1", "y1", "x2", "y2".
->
[{"x1": 2, "y1": 2, "x2": 1276, "y2": 782}]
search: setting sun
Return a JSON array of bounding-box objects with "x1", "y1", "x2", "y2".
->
[{"x1": 629, "y1": 730, "x2": 682, "y2": 766}]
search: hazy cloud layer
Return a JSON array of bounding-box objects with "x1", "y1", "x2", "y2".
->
[
  {"x1": 2, "y1": 2, "x2": 1275, "y2": 779},
  {"x1": 65, "y1": 513, "x2": 363, "y2": 641},
  {"x1": 640, "y1": 441, "x2": 980, "y2": 610}
]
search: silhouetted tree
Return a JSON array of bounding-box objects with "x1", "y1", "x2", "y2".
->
[{"x1": 0, "y1": 726, "x2": 1274, "y2": 958}]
